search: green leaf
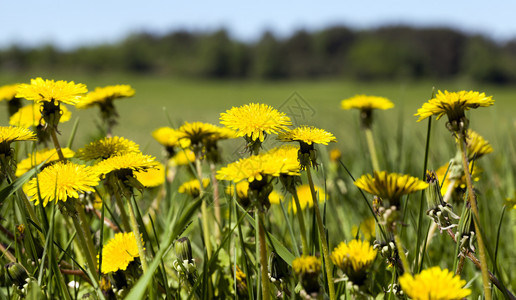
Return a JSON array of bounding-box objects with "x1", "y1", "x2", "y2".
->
[
  {"x1": 125, "y1": 196, "x2": 202, "y2": 299},
  {"x1": 0, "y1": 161, "x2": 44, "y2": 204}
]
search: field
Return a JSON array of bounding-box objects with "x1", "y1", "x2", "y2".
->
[
  {"x1": 1, "y1": 73, "x2": 515, "y2": 299},
  {"x1": 2, "y1": 73, "x2": 515, "y2": 151}
]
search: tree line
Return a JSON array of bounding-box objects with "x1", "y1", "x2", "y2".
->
[{"x1": 2, "y1": 25, "x2": 516, "y2": 83}]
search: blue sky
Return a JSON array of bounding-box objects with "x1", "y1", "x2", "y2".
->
[{"x1": 1, "y1": 0, "x2": 515, "y2": 49}]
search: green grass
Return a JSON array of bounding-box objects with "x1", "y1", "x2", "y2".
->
[
  {"x1": 1, "y1": 73, "x2": 515, "y2": 298},
  {"x1": 2, "y1": 73, "x2": 515, "y2": 156}
]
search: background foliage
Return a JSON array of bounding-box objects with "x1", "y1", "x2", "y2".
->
[{"x1": 3, "y1": 26, "x2": 516, "y2": 83}]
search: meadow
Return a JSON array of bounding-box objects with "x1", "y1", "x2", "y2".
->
[{"x1": 0, "y1": 74, "x2": 515, "y2": 299}]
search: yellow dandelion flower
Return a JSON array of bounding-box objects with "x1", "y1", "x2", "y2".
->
[
  {"x1": 341, "y1": 95, "x2": 394, "y2": 111},
  {"x1": 76, "y1": 136, "x2": 140, "y2": 161},
  {"x1": 415, "y1": 90, "x2": 494, "y2": 122},
  {"x1": 98, "y1": 232, "x2": 144, "y2": 273},
  {"x1": 263, "y1": 145, "x2": 301, "y2": 175},
  {"x1": 235, "y1": 266, "x2": 248, "y2": 297},
  {"x1": 279, "y1": 125, "x2": 336, "y2": 145},
  {"x1": 135, "y1": 162, "x2": 165, "y2": 187},
  {"x1": 220, "y1": 103, "x2": 292, "y2": 142},
  {"x1": 217, "y1": 151, "x2": 300, "y2": 183},
  {"x1": 211, "y1": 126, "x2": 238, "y2": 141},
  {"x1": 279, "y1": 126, "x2": 336, "y2": 169},
  {"x1": 354, "y1": 171, "x2": 428, "y2": 205},
  {"x1": 92, "y1": 193, "x2": 103, "y2": 210},
  {"x1": 292, "y1": 255, "x2": 321, "y2": 275},
  {"x1": 400, "y1": 266, "x2": 471, "y2": 300},
  {"x1": 176, "y1": 121, "x2": 220, "y2": 147},
  {"x1": 152, "y1": 127, "x2": 186, "y2": 149},
  {"x1": 290, "y1": 184, "x2": 326, "y2": 214},
  {"x1": 225, "y1": 181, "x2": 250, "y2": 199},
  {"x1": 0, "y1": 84, "x2": 20, "y2": 101},
  {"x1": 329, "y1": 148, "x2": 342, "y2": 163},
  {"x1": 9, "y1": 104, "x2": 71, "y2": 128},
  {"x1": 170, "y1": 149, "x2": 196, "y2": 166},
  {"x1": 465, "y1": 129, "x2": 493, "y2": 160},
  {"x1": 178, "y1": 178, "x2": 210, "y2": 197},
  {"x1": 217, "y1": 155, "x2": 269, "y2": 183},
  {"x1": 331, "y1": 239, "x2": 377, "y2": 274},
  {"x1": 226, "y1": 181, "x2": 283, "y2": 204},
  {"x1": 235, "y1": 265, "x2": 246, "y2": 283},
  {"x1": 16, "y1": 77, "x2": 87, "y2": 105},
  {"x1": 293, "y1": 255, "x2": 322, "y2": 294},
  {"x1": 95, "y1": 153, "x2": 158, "y2": 177},
  {"x1": 0, "y1": 126, "x2": 37, "y2": 145},
  {"x1": 16, "y1": 148, "x2": 75, "y2": 177},
  {"x1": 24, "y1": 162, "x2": 99, "y2": 207},
  {"x1": 225, "y1": 181, "x2": 253, "y2": 208},
  {"x1": 268, "y1": 190, "x2": 283, "y2": 205},
  {"x1": 76, "y1": 85, "x2": 135, "y2": 109},
  {"x1": 351, "y1": 217, "x2": 376, "y2": 240}
]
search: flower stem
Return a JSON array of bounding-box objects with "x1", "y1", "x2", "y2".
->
[
  {"x1": 0, "y1": 243, "x2": 17, "y2": 263},
  {"x1": 201, "y1": 200, "x2": 212, "y2": 259},
  {"x1": 210, "y1": 162, "x2": 221, "y2": 241},
  {"x1": 364, "y1": 127, "x2": 380, "y2": 171},
  {"x1": 127, "y1": 196, "x2": 148, "y2": 273},
  {"x1": 113, "y1": 189, "x2": 132, "y2": 232},
  {"x1": 195, "y1": 158, "x2": 212, "y2": 259},
  {"x1": 71, "y1": 210, "x2": 98, "y2": 277},
  {"x1": 306, "y1": 167, "x2": 335, "y2": 300},
  {"x1": 76, "y1": 201, "x2": 97, "y2": 268},
  {"x1": 49, "y1": 129, "x2": 65, "y2": 161},
  {"x1": 394, "y1": 232, "x2": 410, "y2": 274},
  {"x1": 458, "y1": 134, "x2": 492, "y2": 300},
  {"x1": 2, "y1": 161, "x2": 45, "y2": 243},
  {"x1": 257, "y1": 211, "x2": 271, "y2": 300},
  {"x1": 291, "y1": 190, "x2": 310, "y2": 255},
  {"x1": 455, "y1": 255, "x2": 466, "y2": 276}
]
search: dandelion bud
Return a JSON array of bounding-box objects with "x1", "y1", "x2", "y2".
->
[
  {"x1": 425, "y1": 171, "x2": 442, "y2": 209},
  {"x1": 425, "y1": 171, "x2": 459, "y2": 230},
  {"x1": 175, "y1": 237, "x2": 193, "y2": 263},
  {"x1": 5, "y1": 262, "x2": 28, "y2": 288},
  {"x1": 457, "y1": 206, "x2": 476, "y2": 253}
]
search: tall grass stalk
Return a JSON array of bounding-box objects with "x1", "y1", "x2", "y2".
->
[
  {"x1": 306, "y1": 166, "x2": 335, "y2": 300},
  {"x1": 195, "y1": 158, "x2": 212, "y2": 259},
  {"x1": 414, "y1": 115, "x2": 432, "y2": 272},
  {"x1": 291, "y1": 189, "x2": 310, "y2": 255},
  {"x1": 364, "y1": 127, "x2": 380, "y2": 171},
  {"x1": 257, "y1": 211, "x2": 271, "y2": 300},
  {"x1": 458, "y1": 134, "x2": 492, "y2": 299},
  {"x1": 127, "y1": 195, "x2": 149, "y2": 273}
]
